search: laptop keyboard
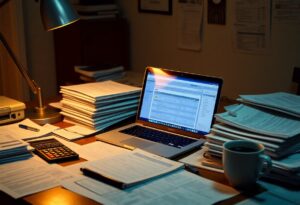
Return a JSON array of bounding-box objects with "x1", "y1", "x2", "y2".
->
[{"x1": 120, "y1": 125, "x2": 197, "y2": 148}]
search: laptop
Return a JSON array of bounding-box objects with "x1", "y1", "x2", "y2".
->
[{"x1": 96, "y1": 67, "x2": 223, "y2": 159}]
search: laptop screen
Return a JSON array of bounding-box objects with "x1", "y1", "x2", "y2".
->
[{"x1": 138, "y1": 67, "x2": 222, "y2": 136}]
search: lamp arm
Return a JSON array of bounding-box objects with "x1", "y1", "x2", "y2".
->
[{"x1": 0, "y1": 32, "x2": 44, "y2": 108}]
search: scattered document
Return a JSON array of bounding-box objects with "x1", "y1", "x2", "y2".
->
[
  {"x1": 238, "y1": 92, "x2": 300, "y2": 118},
  {"x1": 80, "y1": 149, "x2": 184, "y2": 189},
  {"x1": 213, "y1": 104, "x2": 300, "y2": 159},
  {"x1": 0, "y1": 157, "x2": 73, "y2": 198},
  {"x1": 53, "y1": 128, "x2": 83, "y2": 141},
  {"x1": 0, "y1": 119, "x2": 58, "y2": 141},
  {"x1": 62, "y1": 169, "x2": 239, "y2": 205},
  {"x1": 76, "y1": 141, "x2": 132, "y2": 161},
  {"x1": 64, "y1": 125, "x2": 97, "y2": 136},
  {"x1": 215, "y1": 104, "x2": 300, "y2": 139}
]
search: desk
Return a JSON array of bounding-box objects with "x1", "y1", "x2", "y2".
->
[{"x1": 1, "y1": 98, "x2": 299, "y2": 205}]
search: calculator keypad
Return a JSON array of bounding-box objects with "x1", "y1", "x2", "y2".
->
[{"x1": 29, "y1": 138, "x2": 79, "y2": 163}]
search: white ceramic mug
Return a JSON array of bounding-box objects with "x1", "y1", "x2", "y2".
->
[{"x1": 223, "y1": 140, "x2": 272, "y2": 189}]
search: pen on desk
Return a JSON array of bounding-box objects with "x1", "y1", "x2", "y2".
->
[
  {"x1": 80, "y1": 167, "x2": 127, "y2": 189},
  {"x1": 18, "y1": 124, "x2": 40, "y2": 132}
]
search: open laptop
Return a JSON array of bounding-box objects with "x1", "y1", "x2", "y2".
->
[{"x1": 96, "y1": 67, "x2": 223, "y2": 159}]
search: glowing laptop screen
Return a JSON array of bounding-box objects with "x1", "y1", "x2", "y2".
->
[{"x1": 138, "y1": 68, "x2": 222, "y2": 135}]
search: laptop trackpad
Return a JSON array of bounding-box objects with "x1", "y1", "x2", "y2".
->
[{"x1": 121, "y1": 138, "x2": 154, "y2": 148}]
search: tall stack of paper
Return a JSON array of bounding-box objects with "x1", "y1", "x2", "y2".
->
[
  {"x1": 203, "y1": 92, "x2": 300, "y2": 186},
  {"x1": 0, "y1": 131, "x2": 32, "y2": 164},
  {"x1": 60, "y1": 81, "x2": 141, "y2": 130}
]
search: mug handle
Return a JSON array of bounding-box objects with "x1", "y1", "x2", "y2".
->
[{"x1": 259, "y1": 154, "x2": 272, "y2": 176}]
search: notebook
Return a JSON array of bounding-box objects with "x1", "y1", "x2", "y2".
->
[{"x1": 96, "y1": 67, "x2": 223, "y2": 159}]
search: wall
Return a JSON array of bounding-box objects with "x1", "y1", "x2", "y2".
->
[
  {"x1": 21, "y1": 1, "x2": 300, "y2": 100},
  {"x1": 0, "y1": 0, "x2": 29, "y2": 101},
  {"x1": 118, "y1": 1, "x2": 300, "y2": 98},
  {"x1": 22, "y1": 0, "x2": 57, "y2": 100}
]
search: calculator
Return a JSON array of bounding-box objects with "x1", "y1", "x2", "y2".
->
[{"x1": 29, "y1": 138, "x2": 79, "y2": 163}]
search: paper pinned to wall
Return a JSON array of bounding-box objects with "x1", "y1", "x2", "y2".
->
[
  {"x1": 177, "y1": 0, "x2": 204, "y2": 51},
  {"x1": 232, "y1": 0, "x2": 271, "y2": 54},
  {"x1": 273, "y1": 0, "x2": 300, "y2": 24}
]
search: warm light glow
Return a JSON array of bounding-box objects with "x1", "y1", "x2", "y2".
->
[{"x1": 148, "y1": 66, "x2": 175, "y2": 89}]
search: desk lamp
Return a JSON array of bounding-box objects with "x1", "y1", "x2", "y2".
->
[{"x1": 0, "y1": 0, "x2": 79, "y2": 125}]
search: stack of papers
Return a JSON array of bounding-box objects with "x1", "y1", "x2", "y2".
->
[
  {"x1": 202, "y1": 92, "x2": 300, "y2": 186},
  {"x1": 74, "y1": 65, "x2": 125, "y2": 82},
  {"x1": 0, "y1": 131, "x2": 32, "y2": 164},
  {"x1": 60, "y1": 81, "x2": 141, "y2": 130},
  {"x1": 237, "y1": 92, "x2": 300, "y2": 118}
]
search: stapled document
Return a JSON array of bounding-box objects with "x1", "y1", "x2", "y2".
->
[{"x1": 80, "y1": 149, "x2": 184, "y2": 189}]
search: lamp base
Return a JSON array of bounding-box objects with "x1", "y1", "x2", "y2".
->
[{"x1": 26, "y1": 106, "x2": 62, "y2": 125}]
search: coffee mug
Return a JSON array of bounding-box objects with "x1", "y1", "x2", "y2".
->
[{"x1": 223, "y1": 140, "x2": 272, "y2": 189}]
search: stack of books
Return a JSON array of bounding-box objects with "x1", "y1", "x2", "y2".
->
[
  {"x1": 0, "y1": 133, "x2": 32, "y2": 164},
  {"x1": 74, "y1": 64, "x2": 125, "y2": 82},
  {"x1": 59, "y1": 80, "x2": 141, "y2": 130},
  {"x1": 73, "y1": 0, "x2": 119, "y2": 20},
  {"x1": 202, "y1": 92, "x2": 300, "y2": 186}
]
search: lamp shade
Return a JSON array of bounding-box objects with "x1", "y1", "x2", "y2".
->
[{"x1": 40, "y1": 0, "x2": 80, "y2": 31}]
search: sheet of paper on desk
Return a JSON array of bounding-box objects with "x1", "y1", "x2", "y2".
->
[
  {"x1": 0, "y1": 157, "x2": 74, "y2": 198},
  {"x1": 77, "y1": 141, "x2": 132, "y2": 161},
  {"x1": 0, "y1": 131, "x2": 28, "y2": 150},
  {"x1": 53, "y1": 128, "x2": 84, "y2": 141},
  {"x1": 53, "y1": 125, "x2": 98, "y2": 141},
  {"x1": 0, "y1": 119, "x2": 58, "y2": 141},
  {"x1": 61, "y1": 169, "x2": 239, "y2": 205},
  {"x1": 64, "y1": 125, "x2": 97, "y2": 135}
]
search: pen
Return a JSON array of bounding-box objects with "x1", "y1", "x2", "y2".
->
[
  {"x1": 18, "y1": 124, "x2": 40, "y2": 132},
  {"x1": 80, "y1": 167, "x2": 127, "y2": 189}
]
